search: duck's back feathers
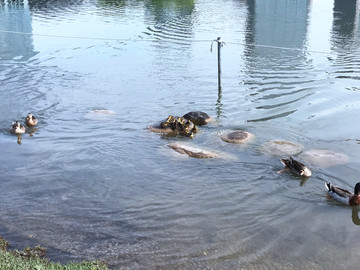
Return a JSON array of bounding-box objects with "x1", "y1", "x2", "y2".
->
[
  {"x1": 325, "y1": 182, "x2": 352, "y2": 205},
  {"x1": 281, "y1": 157, "x2": 312, "y2": 177}
]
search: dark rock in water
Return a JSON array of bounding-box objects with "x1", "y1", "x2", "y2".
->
[
  {"x1": 167, "y1": 143, "x2": 217, "y2": 158},
  {"x1": 183, "y1": 111, "x2": 212, "y2": 125},
  {"x1": 221, "y1": 130, "x2": 254, "y2": 144}
]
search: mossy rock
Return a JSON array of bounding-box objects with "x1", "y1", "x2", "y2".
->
[{"x1": 221, "y1": 131, "x2": 255, "y2": 144}]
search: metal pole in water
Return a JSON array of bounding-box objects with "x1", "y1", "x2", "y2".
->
[{"x1": 216, "y1": 37, "x2": 222, "y2": 91}]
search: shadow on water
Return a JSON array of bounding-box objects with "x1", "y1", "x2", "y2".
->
[
  {"x1": 0, "y1": 0, "x2": 77, "y2": 128},
  {"x1": 238, "y1": 0, "x2": 316, "y2": 124},
  {"x1": 143, "y1": 0, "x2": 195, "y2": 44},
  {"x1": 352, "y1": 206, "x2": 360, "y2": 226},
  {"x1": 332, "y1": 0, "x2": 359, "y2": 44},
  {"x1": 0, "y1": 0, "x2": 36, "y2": 61},
  {"x1": 28, "y1": 0, "x2": 86, "y2": 10}
]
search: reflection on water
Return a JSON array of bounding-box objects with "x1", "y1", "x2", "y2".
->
[
  {"x1": 1, "y1": 0, "x2": 360, "y2": 269},
  {"x1": 352, "y1": 206, "x2": 360, "y2": 225},
  {"x1": 0, "y1": 0, "x2": 35, "y2": 61},
  {"x1": 333, "y1": 0, "x2": 359, "y2": 42}
]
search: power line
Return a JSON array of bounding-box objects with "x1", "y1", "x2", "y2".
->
[{"x1": 0, "y1": 29, "x2": 332, "y2": 54}]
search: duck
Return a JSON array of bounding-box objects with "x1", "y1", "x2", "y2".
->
[
  {"x1": 25, "y1": 113, "x2": 38, "y2": 127},
  {"x1": 325, "y1": 182, "x2": 360, "y2": 206},
  {"x1": 280, "y1": 157, "x2": 312, "y2": 177},
  {"x1": 10, "y1": 121, "x2": 26, "y2": 134}
]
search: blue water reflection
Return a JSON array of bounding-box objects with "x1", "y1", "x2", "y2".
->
[{"x1": 1, "y1": 0, "x2": 360, "y2": 269}]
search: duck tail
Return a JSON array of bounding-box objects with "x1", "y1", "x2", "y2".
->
[
  {"x1": 280, "y1": 158, "x2": 289, "y2": 167},
  {"x1": 325, "y1": 182, "x2": 331, "y2": 191}
]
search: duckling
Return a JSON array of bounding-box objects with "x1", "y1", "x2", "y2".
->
[
  {"x1": 10, "y1": 121, "x2": 26, "y2": 134},
  {"x1": 25, "y1": 113, "x2": 38, "y2": 127},
  {"x1": 175, "y1": 117, "x2": 197, "y2": 137},
  {"x1": 280, "y1": 157, "x2": 312, "y2": 177},
  {"x1": 325, "y1": 182, "x2": 360, "y2": 206},
  {"x1": 161, "y1": 115, "x2": 177, "y2": 129}
]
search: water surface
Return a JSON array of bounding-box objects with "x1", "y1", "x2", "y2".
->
[{"x1": 1, "y1": 0, "x2": 360, "y2": 269}]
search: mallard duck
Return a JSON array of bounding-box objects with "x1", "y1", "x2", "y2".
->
[
  {"x1": 25, "y1": 113, "x2": 38, "y2": 126},
  {"x1": 10, "y1": 121, "x2": 26, "y2": 134},
  {"x1": 280, "y1": 157, "x2": 312, "y2": 177},
  {"x1": 325, "y1": 182, "x2": 360, "y2": 205}
]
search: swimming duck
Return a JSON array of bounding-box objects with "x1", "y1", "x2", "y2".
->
[
  {"x1": 280, "y1": 157, "x2": 312, "y2": 177},
  {"x1": 10, "y1": 121, "x2": 26, "y2": 134},
  {"x1": 325, "y1": 182, "x2": 360, "y2": 206},
  {"x1": 25, "y1": 113, "x2": 38, "y2": 127}
]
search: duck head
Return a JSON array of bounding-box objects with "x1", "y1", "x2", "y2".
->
[{"x1": 354, "y1": 182, "x2": 360, "y2": 195}]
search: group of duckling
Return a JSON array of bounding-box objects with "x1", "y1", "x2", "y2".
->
[
  {"x1": 160, "y1": 115, "x2": 197, "y2": 137},
  {"x1": 149, "y1": 111, "x2": 360, "y2": 207},
  {"x1": 148, "y1": 111, "x2": 212, "y2": 138},
  {"x1": 10, "y1": 113, "x2": 38, "y2": 134}
]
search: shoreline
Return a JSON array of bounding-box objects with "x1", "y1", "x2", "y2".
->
[{"x1": 0, "y1": 235, "x2": 110, "y2": 270}]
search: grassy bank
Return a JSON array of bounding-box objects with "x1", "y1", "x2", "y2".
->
[{"x1": 0, "y1": 235, "x2": 110, "y2": 270}]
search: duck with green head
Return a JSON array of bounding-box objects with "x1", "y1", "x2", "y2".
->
[{"x1": 325, "y1": 182, "x2": 360, "y2": 206}]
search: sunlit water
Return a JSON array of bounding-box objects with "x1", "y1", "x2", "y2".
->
[{"x1": 1, "y1": 0, "x2": 360, "y2": 269}]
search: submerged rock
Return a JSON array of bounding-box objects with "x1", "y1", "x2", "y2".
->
[
  {"x1": 84, "y1": 109, "x2": 116, "y2": 121},
  {"x1": 147, "y1": 115, "x2": 180, "y2": 134},
  {"x1": 92, "y1": 109, "x2": 116, "y2": 114},
  {"x1": 147, "y1": 123, "x2": 175, "y2": 134},
  {"x1": 221, "y1": 130, "x2": 255, "y2": 144},
  {"x1": 182, "y1": 111, "x2": 212, "y2": 126},
  {"x1": 261, "y1": 140, "x2": 303, "y2": 156},
  {"x1": 299, "y1": 149, "x2": 349, "y2": 168},
  {"x1": 167, "y1": 143, "x2": 217, "y2": 158}
]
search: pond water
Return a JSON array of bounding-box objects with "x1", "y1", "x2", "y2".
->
[{"x1": 1, "y1": 0, "x2": 360, "y2": 269}]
